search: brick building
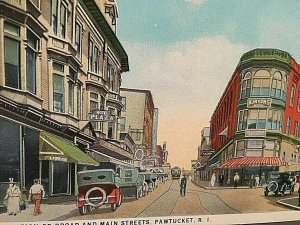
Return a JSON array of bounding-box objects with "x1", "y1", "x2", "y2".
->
[{"x1": 205, "y1": 49, "x2": 300, "y2": 185}]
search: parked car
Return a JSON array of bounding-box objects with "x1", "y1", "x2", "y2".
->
[
  {"x1": 117, "y1": 166, "x2": 144, "y2": 199},
  {"x1": 76, "y1": 169, "x2": 122, "y2": 215},
  {"x1": 264, "y1": 171, "x2": 295, "y2": 196}
]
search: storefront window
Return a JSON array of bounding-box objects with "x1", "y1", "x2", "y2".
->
[
  {"x1": 52, "y1": 161, "x2": 69, "y2": 194},
  {"x1": 24, "y1": 128, "x2": 40, "y2": 190},
  {"x1": 0, "y1": 118, "x2": 20, "y2": 182}
]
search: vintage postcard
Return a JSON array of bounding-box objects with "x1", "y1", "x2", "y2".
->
[{"x1": 1, "y1": 0, "x2": 300, "y2": 225}]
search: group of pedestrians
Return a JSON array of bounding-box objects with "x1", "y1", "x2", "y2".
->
[
  {"x1": 207, "y1": 172, "x2": 268, "y2": 188},
  {"x1": 3, "y1": 178, "x2": 45, "y2": 216}
]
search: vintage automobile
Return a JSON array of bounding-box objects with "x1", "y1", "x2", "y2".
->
[
  {"x1": 264, "y1": 171, "x2": 295, "y2": 196},
  {"x1": 117, "y1": 166, "x2": 144, "y2": 199},
  {"x1": 139, "y1": 171, "x2": 157, "y2": 193},
  {"x1": 76, "y1": 169, "x2": 121, "y2": 215}
]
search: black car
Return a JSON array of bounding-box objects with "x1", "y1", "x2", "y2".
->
[{"x1": 264, "y1": 171, "x2": 295, "y2": 196}]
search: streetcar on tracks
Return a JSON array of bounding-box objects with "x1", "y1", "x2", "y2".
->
[{"x1": 171, "y1": 166, "x2": 181, "y2": 179}]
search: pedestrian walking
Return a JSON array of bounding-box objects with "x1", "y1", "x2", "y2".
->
[
  {"x1": 28, "y1": 179, "x2": 45, "y2": 216},
  {"x1": 249, "y1": 174, "x2": 255, "y2": 188},
  {"x1": 3, "y1": 178, "x2": 22, "y2": 216},
  {"x1": 219, "y1": 173, "x2": 224, "y2": 186},
  {"x1": 180, "y1": 175, "x2": 187, "y2": 196},
  {"x1": 233, "y1": 172, "x2": 240, "y2": 188},
  {"x1": 210, "y1": 173, "x2": 216, "y2": 187},
  {"x1": 260, "y1": 173, "x2": 266, "y2": 186},
  {"x1": 255, "y1": 175, "x2": 260, "y2": 187}
]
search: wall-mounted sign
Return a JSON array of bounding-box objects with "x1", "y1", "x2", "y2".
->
[
  {"x1": 201, "y1": 149, "x2": 215, "y2": 156},
  {"x1": 247, "y1": 140, "x2": 263, "y2": 149},
  {"x1": 245, "y1": 129, "x2": 266, "y2": 137},
  {"x1": 88, "y1": 110, "x2": 115, "y2": 122},
  {"x1": 247, "y1": 98, "x2": 271, "y2": 108}
]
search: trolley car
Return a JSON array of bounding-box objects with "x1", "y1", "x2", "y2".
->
[{"x1": 171, "y1": 166, "x2": 181, "y2": 179}]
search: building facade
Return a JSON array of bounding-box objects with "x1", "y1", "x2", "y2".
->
[
  {"x1": 0, "y1": 0, "x2": 130, "y2": 200},
  {"x1": 208, "y1": 49, "x2": 300, "y2": 185},
  {"x1": 120, "y1": 88, "x2": 155, "y2": 167}
]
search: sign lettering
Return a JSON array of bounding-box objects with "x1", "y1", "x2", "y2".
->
[
  {"x1": 89, "y1": 110, "x2": 116, "y2": 122},
  {"x1": 247, "y1": 98, "x2": 271, "y2": 108}
]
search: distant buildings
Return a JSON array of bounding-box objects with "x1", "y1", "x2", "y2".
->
[
  {"x1": 200, "y1": 49, "x2": 300, "y2": 185},
  {"x1": 120, "y1": 88, "x2": 156, "y2": 168}
]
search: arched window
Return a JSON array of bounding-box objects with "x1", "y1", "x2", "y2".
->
[
  {"x1": 241, "y1": 72, "x2": 251, "y2": 99},
  {"x1": 271, "y1": 71, "x2": 287, "y2": 100},
  {"x1": 252, "y1": 70, "x2": 271, "y2": 96}
]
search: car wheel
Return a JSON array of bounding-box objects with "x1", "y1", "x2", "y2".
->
[
  {"x1": 79, "y1": 206, "x2": 87, "y2": 215},
  {"x1": 117, "y1": 194, "x2": 122, "y2": 207},
  {"x1": 111, "y1": 203, "x2": 117, "y2": 211}
]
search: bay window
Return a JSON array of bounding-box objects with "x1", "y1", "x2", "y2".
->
[
  {"x1": 252, "y1": 70, "x2": 271, "y2": 96},
  {"x1": 75, "y1": 21, "x2": 82, "y2": 60},
  {"x1": 4, "y1": 22, "x2": 20, "y2": 89},
  {"x1": 68, "y1": 70, "x2": 75, "y2": 115},
  {"x1": 53, "y1": 74, "x2": 65, "y2": 112},
  {"x1": 26, "y1": 30, "x2": 39, "y2": 94}
]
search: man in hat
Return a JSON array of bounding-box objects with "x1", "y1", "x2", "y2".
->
[
  {"x1": 4, "y1": 178, "x2": 22, "y2": 216},
  {"x1": 28, "y1": 179, "x2": 45, "y2": 216},
  {"x1": 180, "y1": 175, "x2": 187, "y2": 196}
]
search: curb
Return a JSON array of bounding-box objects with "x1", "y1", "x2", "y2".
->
[{"x1": 277, "y1": 197, "x2": 300, "y2": 210}]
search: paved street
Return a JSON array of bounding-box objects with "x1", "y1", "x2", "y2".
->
[{"x1": 0, "y1": 179, "x2": 296, "y2": 223}]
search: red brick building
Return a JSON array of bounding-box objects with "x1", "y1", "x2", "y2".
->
[{"x1": 205, "y1": 49, "x2": 300, "y2": 185}]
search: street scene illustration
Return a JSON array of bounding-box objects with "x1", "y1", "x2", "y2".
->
[{"x1": 1, "y1": 0, "x2": 300, "y2": 224}]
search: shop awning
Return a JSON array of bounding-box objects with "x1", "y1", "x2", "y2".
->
[
  {"x1": 39, "y1": 132, "x2": 99, "y2": 166},
  {"x1": 218, "y1": 157, "x2": 288, "y2": 169}
]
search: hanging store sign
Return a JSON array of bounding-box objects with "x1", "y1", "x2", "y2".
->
[
  {"x1": 245, "y1": 129, "x2": 266, "y2": 137},
  {"x1": 247, "y1": 98, "x2": 271, "y2": 108},
  {"x1": 88, "y1": 110, "x2": 115, "y2": 122}
]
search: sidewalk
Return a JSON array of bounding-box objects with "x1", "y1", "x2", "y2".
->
[
  {"x1": 192, "y1": 179, "x2": 262, "y2": 190},
  {"x1": 0, "y1": 198, "x2": 76, "y2": 222}
]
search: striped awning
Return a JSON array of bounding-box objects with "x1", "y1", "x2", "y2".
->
[{"x1": 219, "y1": 157, "x2": 288, "y2": 168}]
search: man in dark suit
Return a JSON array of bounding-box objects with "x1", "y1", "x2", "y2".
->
[{"x1": 219, "y1": 173, "x2": 224, "y2": 186}]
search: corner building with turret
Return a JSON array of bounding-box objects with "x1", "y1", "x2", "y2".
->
[{"x1": 206, "y1": 49, "x2": 300, "y2": 185}]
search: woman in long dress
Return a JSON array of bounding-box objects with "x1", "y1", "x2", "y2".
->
[
  {"x1": 210, "y1": 173, "x2": 216, "y2": 187},
  {"x1": 4, "y1": 178, "x2": 22, "y2": 216}
]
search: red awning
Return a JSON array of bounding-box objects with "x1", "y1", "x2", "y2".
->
[{"x1": 218, "y1": 157, "x2": 288, "y2": 168}]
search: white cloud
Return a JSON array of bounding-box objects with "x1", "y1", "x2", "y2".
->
[
  {"x1": 185, "y1": 0, "x2": 207, "y2": 6},
  {"x1": 121, "y1": 37, "x2": 249, "y2": 168}
]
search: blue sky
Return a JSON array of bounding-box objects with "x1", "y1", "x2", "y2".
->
[
  {"x1": 116, "y1": 1, "x2": 300, "y2": 168},
  {"x1": 118, "y1": 0, "x2": 300, "y2": 58}
]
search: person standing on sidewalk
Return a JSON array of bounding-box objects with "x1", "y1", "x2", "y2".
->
[
  {"x1": 28, "y1": 179, "x2": 45, "y2": 216},
  {"x1": 255, "y1": 175, "x2": 260, "y2": 187},
  {"x1": 249, "y1": 174, "x2": 255, "y2": 189},
  {"x1": 3, "y1": 178, "x2": 22, "y2": 216},
  {"x1": 180, "y1": 175, "x2": 187, "y2": 196},
  {"x1": 233, "y1": 172, "x2": 240, "y2": 188},
  {"x1": 210, "y1": 173, "x2": 216, "y2": 187},
  {"x1": 219, "y1": 173, "x2": 224, "y2": 186}
]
